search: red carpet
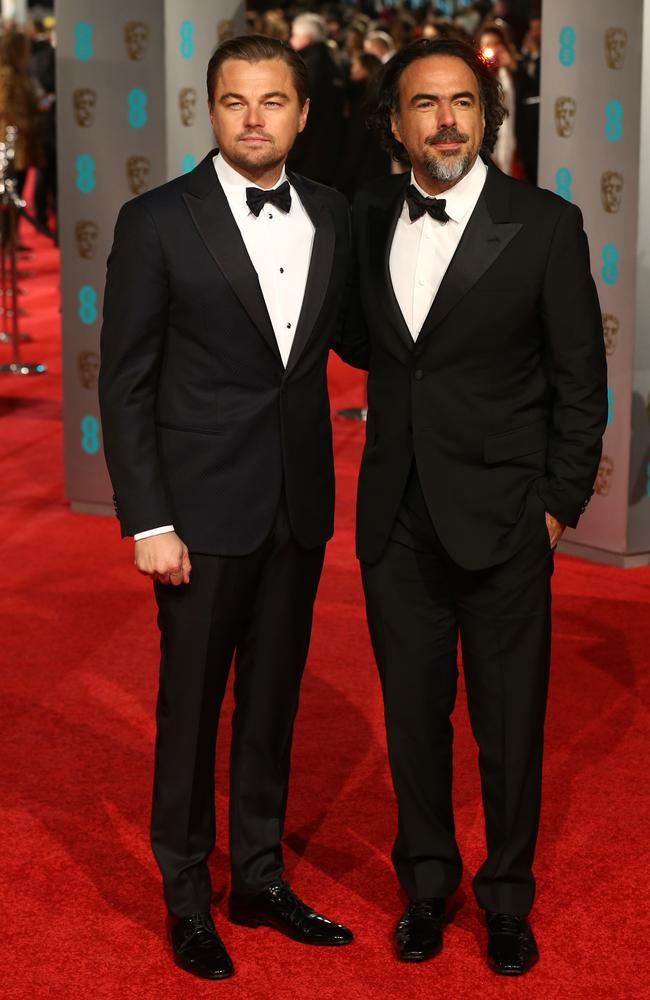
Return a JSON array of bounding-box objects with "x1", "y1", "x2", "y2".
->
[{"x1": 1, "y1": 222, "x2": 650, "y2": 1000}]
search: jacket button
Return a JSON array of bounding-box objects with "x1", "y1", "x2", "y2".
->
[{"x1": 414, "y1": 369, "x2": 424, "y2": 381}]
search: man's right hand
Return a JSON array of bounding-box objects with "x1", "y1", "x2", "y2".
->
[{"x1": 134, "y1": 532, "x2": 192, "y2": 586}]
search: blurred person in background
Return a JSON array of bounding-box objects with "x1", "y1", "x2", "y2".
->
[
  {"x1": 29, "y1": 16, "x2": 56, "y2": 237},
  {"x1": 0, "y1": 30, "x2": 43, "y2": 197},
  {"x1": 517, "y1": 9, "x2": 541, "y2": 184},
  {"x1": 478, "y1": 21, "x2": 519, "y2": 176},
  {"x1": 337, "y1": 50, "x2": 390, "y2": 200},
  {"x1": 364, "y1": 30, "x2": 395, "y2": 64},
  {"x1": 289, "y1": 13, "x2": 345, "y2": 184}
]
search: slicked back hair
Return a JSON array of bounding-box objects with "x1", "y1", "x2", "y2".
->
[
  {"x1": 207, "y1": 34, "x2": 309, "y2": 109},
  {"x1": 367, "y1": 37, "x2": 507, "y2": 164}
]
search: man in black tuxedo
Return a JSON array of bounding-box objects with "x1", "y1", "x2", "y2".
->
[
  {"x1": 350, "y1": 39, "x2": 607, "y2": 974},
  {"x1": 99, "y1": 35, "x2": 366, "y2": 980}
]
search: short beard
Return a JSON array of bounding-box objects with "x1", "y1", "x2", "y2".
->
[
  {"x1": 228, "y1": 146, "x2": 284, "y2": 177},
  {"x1": 423, "y1": 150, "x2": 472, "y2": 183}
]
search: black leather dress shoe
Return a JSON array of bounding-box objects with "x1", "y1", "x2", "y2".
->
[
  {"x1": 486, "y1": 911, "x2": 538, "y2": 976},
  {"x1": 395, "y1": 898, "x2": 445, "y2": 962},
  {"x1": 229, "y1": 880, "x2": 353, "y2": 946},
  {"x1": 169, "y1": 911, "x2": 234, "y2": 980}
]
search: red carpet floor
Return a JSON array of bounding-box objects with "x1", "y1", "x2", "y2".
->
[{"x1": 2, "y1": 224, "x2": 650, "y2": 1000}]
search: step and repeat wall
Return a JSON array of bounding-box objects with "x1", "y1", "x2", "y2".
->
[
  {"x1": 56, "y1": 0, "x2": 244, "y2": 514},
  {"x1": 539, "y1": 0, "x2": 650, "y2": 563}
]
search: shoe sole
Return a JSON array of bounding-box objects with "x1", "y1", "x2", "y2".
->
[
  {"x1": 397, "y1": 947, "x2": 442, "y2": 963},
  {"x1": 173, "y1": 956, "x2": 234, "y2": 980},
  {"x1": 487, "y1": 953, "x2": 539, "y2": 977},
  {"x1": 229, "y1": 910, "x2": 352, "y2": 946}
]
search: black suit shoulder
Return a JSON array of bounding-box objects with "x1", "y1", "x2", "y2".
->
[{"x1": 495, "y1": 168, "x2": 582, "y2": 226}]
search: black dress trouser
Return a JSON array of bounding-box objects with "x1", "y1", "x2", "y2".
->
[
  {"x1": 150, "y1": 500, "x2": 325, "y2": 917},
  {"x1": 361, "y1": 463, "x2": 553, "y2": 916}
]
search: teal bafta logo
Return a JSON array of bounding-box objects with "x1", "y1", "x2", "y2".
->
[
  {"x1": 558, "y1": 26, "x2": 575, "y2": 67},
  {"x1": 81, "y1": 415, "x2": 100, "y2": 455},
  {"x1": 128, "y1": 88, "x2": 148, "y2": 128},
  {"x1": 601, "y1": 244, "x2": 619, "y2": 286},
  {"x1": 180, "y1": 20, "x2": 194, "y2": 58},
  {"x1": 78, "y1": 286, "x2": 98, "y2": 325},
  {"x1": 555, "y1": 167, "x2": 572, "y2": 202},
  {"x1": 181, "y1": 154, "x2": 196, "y2": 174},
  {"x1": 74, "y1": 21, "x2": 92, "y2": 60},
  {"x1": 76, "y1": 154, "x2": 95, "y2": 193},
  {"x1": 605, "y1": 100, "x2": 623, "y2": 142}
]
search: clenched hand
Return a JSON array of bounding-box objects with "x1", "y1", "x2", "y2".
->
[{"x1": 134, "y1": 532, "x2": 192, "y2": 585}]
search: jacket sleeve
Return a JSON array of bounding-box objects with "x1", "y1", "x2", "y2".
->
[
  {"x1": 330, "y1": 193, "x2": 370, "y2": 371},
  {"x1": 98, "y1": 198, "x2": 173, "y2": 537},
  {"x1": 535, "y1": 201, "x2": 608, "y2": 527}
]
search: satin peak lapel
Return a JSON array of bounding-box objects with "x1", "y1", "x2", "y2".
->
[
  {"x1": 416, "y1": 194, "x2": 522, "y2": 347},
  {"x1": 367, "y1": 183, "x2": 414, "y2": 354},
  {"x1": 182, "y1": 166, "x2": 281, "y2": 364}
]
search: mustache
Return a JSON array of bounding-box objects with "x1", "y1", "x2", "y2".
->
[
  {"x1": 425, "y1": 128, "x2": 469, "y2": 145},
  {"x1": 237, "y1": 129, "x2": 274, "y2": 141}
]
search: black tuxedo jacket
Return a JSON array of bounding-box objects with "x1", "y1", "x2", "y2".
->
[
  {"x1": 351, "y1": 163, "x2": 608, "y2": 570},
  {"x1": 99, "y1": 150, "x2": 366, "y2": 555}
]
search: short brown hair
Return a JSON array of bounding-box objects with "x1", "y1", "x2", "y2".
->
[
  {"x1": 368, "y1": 37, "x2": 507, "y2": 164},
  {"x1": 206, "y1": 34, "x2": 309, "y2": 109}
]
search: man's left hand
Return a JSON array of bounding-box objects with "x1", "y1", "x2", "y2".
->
[{"x1": 545, "y1": 512, "x2": 566, "y2": 549}]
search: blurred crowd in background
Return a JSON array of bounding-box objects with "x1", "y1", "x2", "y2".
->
[
  {"x1": 250, "y1": 0, "x2": 542, "y2": 196},
  {"x1": 0, "y1": 1, "x2": 542, "y2": 243}
]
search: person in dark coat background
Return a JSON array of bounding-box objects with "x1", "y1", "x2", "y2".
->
[{"x1": 289, "y1": 13, "x2": 344, "y2": 185}]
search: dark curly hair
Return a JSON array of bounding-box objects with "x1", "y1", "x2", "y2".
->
[{"x1": 367, "y1": 37, "x2": 507, "y2": 164}]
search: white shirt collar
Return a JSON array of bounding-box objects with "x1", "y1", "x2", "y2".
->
[
  {"x1": 214, "y1": 152, "x2": 288, "y2": 204},
  {"x1": 410, "y1": 155, "x2": 487, "y2": 224}
]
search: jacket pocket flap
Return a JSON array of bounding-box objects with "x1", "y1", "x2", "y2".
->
[{"x1": 483, "y1": 419, "x2": 547, "y2": 464}]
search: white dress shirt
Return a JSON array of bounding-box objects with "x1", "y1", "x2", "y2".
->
[
  {"x1": 134, "y1": 154, "x2": 315, "y2": 541},
  {"x1": 389, "y1": 156, "x2": 487, "y2": 339}
]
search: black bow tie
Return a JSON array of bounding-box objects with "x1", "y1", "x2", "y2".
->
[
  {"x1": 404, "y1": 185, "x2": 450, "y2": 224},
  {"x1": 245, "y1": 180, "x2": 291, "y2": 217}
]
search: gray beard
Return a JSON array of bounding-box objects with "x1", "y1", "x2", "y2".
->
[{"x1": 423, "y1": 150, "x2": 472, "y2": 183}]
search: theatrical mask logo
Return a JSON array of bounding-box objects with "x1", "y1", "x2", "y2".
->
[
  {"x1": 601, "y1": 171, "x2": 623, "y2": 213},
  {"x1": 77, "y1": 350, "x2": 100, "y2": 390},
  {"x1": 604, "y1": 27, "x2": 627, "y2": 70},
  {"x1": 124, "y1": 21, "x2": 149, "y2": 61},
  {"x1": 217, "y1": 19, "x2": 234, "y2": 44},
  {"x1": 126, "y1": 155, "x2": 151, "y2": 195},
  {"x1": 595, "y1": 455, "x2": 614, "y2": 497},
  {"x1": 73, "y1": 88, "x2": 97, "y2": 127},
  {"x1": 602, "y1": 312, "x2": 619, "y2": 356},
  {"x1": 554, "y1": 96, "x2": 576, "y2": 138},
  {"x1": 75, "y1": 219, "x2": 99, "y2": 259},
  {"x1": 179, "y1": 87, "x2": 197, "y2": 127}
]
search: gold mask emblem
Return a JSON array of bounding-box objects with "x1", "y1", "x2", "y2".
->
[
  {"x1": 179, "y1": 87, "x2": 197, "y2": 127},
  {"x1": 75, "y1": 220, "x2": 99, "y2": 259},
  {"x1": 604, "y1": 27, "x2": 627, "y2": 70},
  {"x1": 595, "y1": 456, "x2": 614, "y2": 497},
  {"x1": 126, "y1": 155, "x2": 151, "y2": 195},
  {"x1": 602, "y1": 313, "x2": 619, "y2": 356},
  {"x1": 124, "y1": 21, "x2": 149, "y2": 61},
  {"x1": 73, "y1": 88, "x2": 97, "y2": 128},
  {"x1": 601, "y1": 171, "x2": 623, "y2": 213},
  {"x1": 78, "y1": 350, "x2": 100, "y2": 390},
  {"x1": 554, "y1": 97, "x2": 576, "y2": 138}
]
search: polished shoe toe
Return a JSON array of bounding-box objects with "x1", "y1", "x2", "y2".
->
[
  {"x1": 170, "y1": 911, "x2": 234, "y2": 980},
  {"x1": 486, "y1": 911, "x2": 538, "y2": 976},
  {"x1": 395, "y1": 898, "x2": 445, "y2": 962},
  {"x1": 229, "y1": 880, "x2": 353, "y2": 946}
]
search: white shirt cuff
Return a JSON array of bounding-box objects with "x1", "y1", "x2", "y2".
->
[{"x1": 134, "y1": 525, "x2": 175, "y2": 540}]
